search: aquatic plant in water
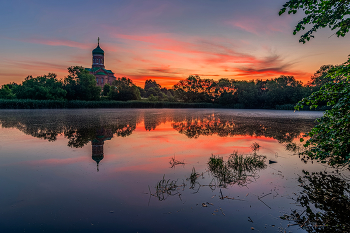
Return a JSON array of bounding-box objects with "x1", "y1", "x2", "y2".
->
[{"x1": 208, "y1": 144, "x2": 267, "y2": 187}]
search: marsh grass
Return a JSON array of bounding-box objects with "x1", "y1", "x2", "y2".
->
[
  {"x1": 208, "y1": 143, "x2": 267, "y2": 186},
  {"x1": 208, "y1": 155, "x2": 234, "y2": 187},
  {"x1": 227, "y1": 151, "x2": 266, "y2": 173},
  {"x1": 149, "y1": 143, "x2": 267, "y2": 202}
]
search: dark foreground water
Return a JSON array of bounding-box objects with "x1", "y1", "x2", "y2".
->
[{"x1": 0, "y1": 109, "x2": 348, "y2": 233}]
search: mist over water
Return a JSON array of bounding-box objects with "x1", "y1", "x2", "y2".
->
[{"x1": 0, "y1": 109, "x2": 347, "y2": 233}]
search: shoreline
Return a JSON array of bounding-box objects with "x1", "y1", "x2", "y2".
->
[{"x1": 0, "y1": 99, "x2": 328, "y2": 110}]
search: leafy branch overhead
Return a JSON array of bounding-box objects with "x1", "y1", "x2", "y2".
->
[{"x1": 279, "y1": 0, "x2": 350, "y2": 43}]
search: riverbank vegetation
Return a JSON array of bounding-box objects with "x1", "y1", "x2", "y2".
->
[
  {"x1": 279, "y1": 0, "x2": 350, "y2": 167},
  {"x1": 0, "y1": 63, "x2": 336, "y2": 110}
]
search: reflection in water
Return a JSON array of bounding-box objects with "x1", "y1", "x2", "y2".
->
[
  {"x1": 0, "y1": 110, "x2": 317, "y2": 173},
  {"x1": 208, "y1": 149, "x2": 267, "y2": 187},
  {"x1": 151, "y1": 146, "x2": 267, "y2": 201},
  {"x1": 91, "y1": 128, "x2": 113, "y2": 171},
  {"x1": 171, "y1": 114, "x2": 315, "y2": 143},
  {"x1": 0, "y1": 110, "x2": 316, "y2": 146},
  {"x1": 0, "y1": 109, "x2": 330, "y2": 232},
  {"x1": 282, "y1": 170, "x2": 350, "y2": 232},
  {"x1": 0, "y1": 110, "x2": 139, "y2": 171}
]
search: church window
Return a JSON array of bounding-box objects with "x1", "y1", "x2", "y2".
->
[
  {"x1": 101, "y1": 77, "x2": 104, "y2": 83},
  {"x1": 96, "y1": 78, "x2": 99, "y2": 84}
]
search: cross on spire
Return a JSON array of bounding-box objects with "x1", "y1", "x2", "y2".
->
[{"x1": 98, "y1": 37, "x2": 100, "y2": 46}]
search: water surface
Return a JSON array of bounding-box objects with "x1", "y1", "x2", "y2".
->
[{"x1": 0, "y1": 109, "x2": 347, "y2": 232}]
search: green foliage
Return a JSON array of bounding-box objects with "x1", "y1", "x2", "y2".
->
[
  {"x1": 279, "y1": 0, "x2": 350, "y2": 43},
  {"x1": 148, "y1": 94, "x2": 158, "y2": 101},
  {"x1": 308, "y1": 65, "x2": 335, "y2": 90},
  {"x1": 208, "y1": 147, "x2": 267, "y2": 187},
  {"x1": 0, "y1": 84, "x2": 16, "y2": 99},
  {"x1": 295, "y1": 57, "x2": 350, "y2": 166},
  {"x1": 108, "y1": 77, "x2": 141, "y2": 101},
  {"x1": 102, "y1": 83, "x2": 111, "y2": 96},
  {"x1": 64, "y1": 66, "x2": 101, "y2": 101},
  {"x1": 264, "y1": 76, "x2": 305, "y2": 108},
  {"x1": 14, "y1": 73, "x2": 66, "y2": 100}
]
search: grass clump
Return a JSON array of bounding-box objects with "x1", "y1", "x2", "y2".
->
[
  {"x1": 227, "y1": 151, "x2": 266, "y2": 173},
  {"x1": 207, "y1": 143, "x2": 267, "y2": 187}
]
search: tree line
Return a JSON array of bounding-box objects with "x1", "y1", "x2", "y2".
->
[{"x1": 0, "y1": 64, "x2": 335, "y2": 109}]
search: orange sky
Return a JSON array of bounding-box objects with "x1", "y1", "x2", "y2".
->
[{"x1": 1, "y1": 0, "x2": 349, "y2": 88}]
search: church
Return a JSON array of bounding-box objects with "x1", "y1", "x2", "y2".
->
[{"x1": 85, "y1": 38, "x2": 116, "y2": 87}]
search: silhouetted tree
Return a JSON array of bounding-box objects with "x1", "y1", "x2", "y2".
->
[
  {"x1": 64, "y1": 66, "x2": 101, "y2": 101},
  {"x1": 14, "y1": 73, "x2": 66, "y2": 100},
  {"x1": 108, "y1": 77, "x2": 141, "y2": 101}
]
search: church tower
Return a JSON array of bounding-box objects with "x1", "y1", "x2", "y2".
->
[
  {"x1": 85, "y1": 38, "x2": 116, "y2": 87},
  {"x1": 92, "y1": 37, "x2": 105, "y2": 68}
]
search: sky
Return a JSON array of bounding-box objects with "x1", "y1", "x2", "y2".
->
[{"x1": 0, "y1": 0, "x2": 349, "y2": 88}]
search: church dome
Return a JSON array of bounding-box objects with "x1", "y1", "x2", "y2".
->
[
  {"x1": 92, "y1": 45, "x2": 104, "y2": 55},
  {"x1": 92, "y1": 37, "x2": 104, "y2": 55}
]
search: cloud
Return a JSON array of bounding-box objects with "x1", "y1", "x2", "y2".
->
[
  {"x1": 115, "y1": 33, "x2": 259, "y2": 64},
  {"x1": 230, "y1": 54, "x2": 306, "y2": 78},
  {"x1": 225, "y1": 14, "x2": 290, "y2": 35},
  {"x1": 7, "y1": 60, "x2": 68, "y2": 74},
  {"x1": 111, "y1": 32, "x2": 310, "y2": 84},
  {"x1": 21, "y1": 38, "x2": 91, "y2": 49}
]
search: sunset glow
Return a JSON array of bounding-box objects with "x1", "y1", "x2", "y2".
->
[{"x1": 1, "y1": 0, "x2": 349, "y2": 88}]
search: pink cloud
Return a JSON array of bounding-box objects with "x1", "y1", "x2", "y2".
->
[
  {"x1": 226, "y1": 17, "x2": 287, "y2": 35},
  {"x1": 22, "y1": 38, "x2": 91, "y2": 49}
]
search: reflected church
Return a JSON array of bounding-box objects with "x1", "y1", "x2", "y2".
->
[{"x1": 91, "y1": 128, "x2": 113, "y2": 172}]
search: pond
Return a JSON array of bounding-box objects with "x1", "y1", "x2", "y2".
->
[{"x1": 0, "y1": 109, "x2": 348, "y2": 232}]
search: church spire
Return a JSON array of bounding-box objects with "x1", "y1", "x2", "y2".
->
[{"x1": 98, "y1": 37, "x2": 100, "y2": 46}]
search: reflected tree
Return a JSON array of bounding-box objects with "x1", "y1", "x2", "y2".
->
[
  {"x1": 282, "y1": 170, "x2": 350, "y2": 232},
  {"x1": 0, "y1": 111, "x2": 138, "y2": 148},
  {"x1": 172, "y1": 114, "x2": 316, "y2": 143}
]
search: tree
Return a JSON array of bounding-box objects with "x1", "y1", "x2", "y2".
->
[
  {"x1": 0, "y1": 84, "x2": 16, "y2": 99},
  {"x1": 308, "y1": 65, "x2": 335, "y2": 90},
  {"x1": 280, "y1": 0, "x2": 350, "y2": 166},
  {"x1": 144, "y1": 79, "x2": 161, "y2": 92},
  {"x1": 108, "y1": 77, "x2": 141, "y2": 101},
  {"x1": 233, "y1": 80, "x2": 260, "y2": 108},
  {"x1": 14, "y1": 73, "x2": 66, "y2": 100},
  {"x1": 64, "y1": 66, "x2": 101, "y2": 101},
  {"x1": 264, "y1": 76, "x2": 305, "y2": 108},
  {"x1": 102, "y1": 83, "x2": 111, "y2": 96},
  {"x1": 173, "y1": 75, "x2": 216, "y2": 103},
  {"x1": 296, "y1": 58, "x2": 350, "y2": 166},
  {"x1": 279, "y1": 0, "x2": 350, "y2": 43}
]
